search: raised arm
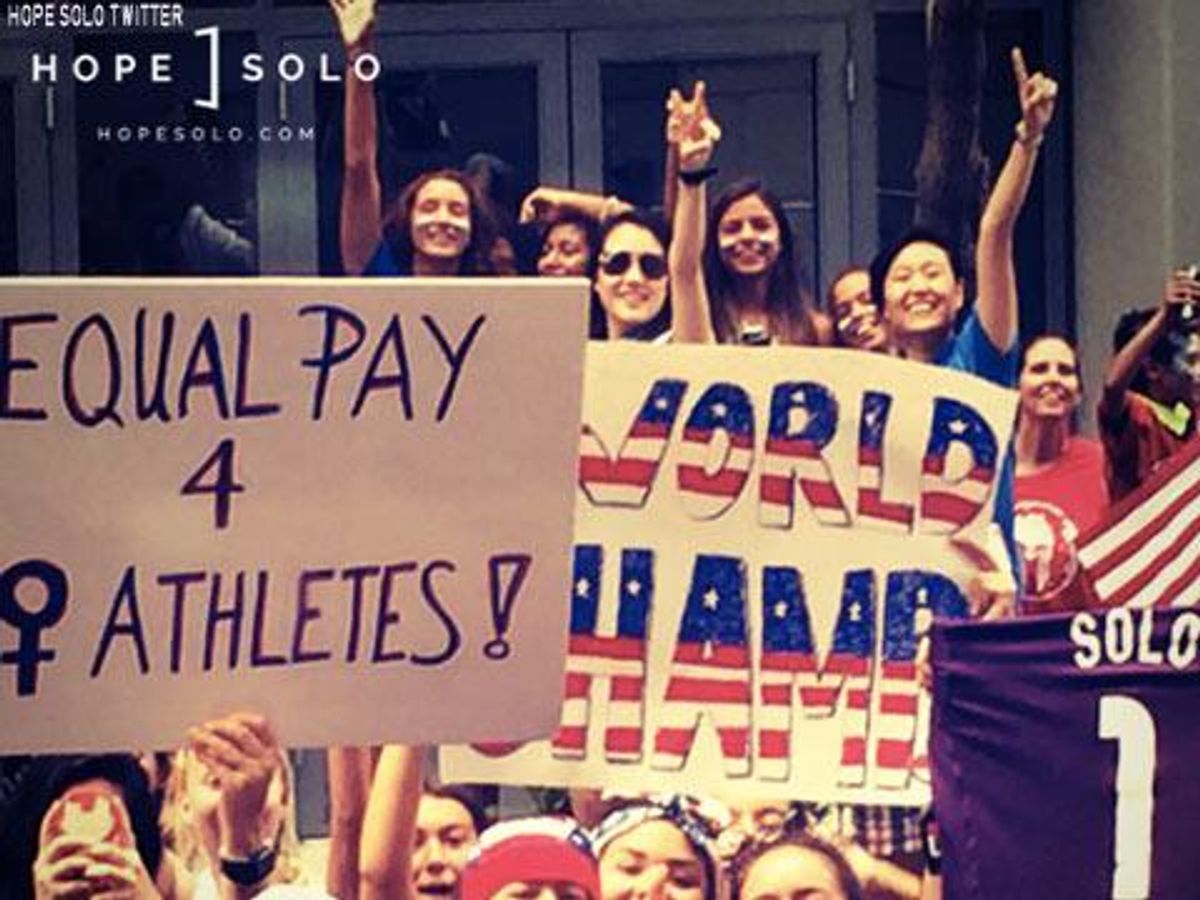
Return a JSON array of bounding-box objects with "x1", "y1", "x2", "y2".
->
[
  {"x1": 332, "y1": 0, "x2": 383, "y2": 275},
  {"x1": 359, "y1": 745, "x2": 424, "y2": 900},
  {"x1": 1100, "y1": 271, "x2": 1200, "y2": 416},
  {"x1": 326, "y1": 745, "x2": 376, "y2": 900},
  {"x1": 186, "y1": 713, "x2": 285, "y2": 900},
  {"x1": 519, "y1": 187, "x2": 631, "y2": 227},
  {"x1": 667, "y1": 81, "x2": 720, "y2": 345},
  {"x1": 975, "y1": 47, "x2": 1057, "y2": 352}
]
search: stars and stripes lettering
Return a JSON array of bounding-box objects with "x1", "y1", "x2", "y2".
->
[
  {"x1": 552, "y1": 545, "x2": 652, "y2": 762},
  {"x1": 857, "y1": 391, "x2": 915, "y2": 532},
  {"x1": 875, "y1": 572, "x2": 969, "y2": 788},
  {"x1": 579, "y1": 378, "x2": 687, "y2": 508},
  {"x1": 919, "y1": 398, "x2": 998, "y2": 534},
  {"x1": 676, "y1": 384, "x2": 756, "y2": 520},
  {"x1": 652, "y1": 554, "x2": 752, "y2": 775},
  {"x1": 760, "y1": 382, "x2": 852, "y2": 529},
  {"x1": 797, "y1": 570, "x2": 876, "y2": 786}
]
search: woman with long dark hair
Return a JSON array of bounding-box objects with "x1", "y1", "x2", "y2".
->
[
  {"x1": 700, "y1": 179, "x2": 831, "y2": 346},
  {"x1": 331, "y1": 0, "x2": 496, "y2": 277}
]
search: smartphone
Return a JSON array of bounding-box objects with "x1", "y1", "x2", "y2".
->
[{"x1": 39, "y1": 779, "x2": 136, "y2": 850}]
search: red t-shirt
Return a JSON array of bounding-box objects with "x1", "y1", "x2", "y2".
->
[
  {"x1": 1100, "y1": 390, "x2": 1194, "y2": 503},
  {"x1": 1014, "y1": 436, "x2": 1108, "y2": 610}
]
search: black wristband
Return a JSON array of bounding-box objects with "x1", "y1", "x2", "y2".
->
[
  {"x1": 220, "y1": 845, "x2": 278, "y2": 886},
  {"x1": 678, "y1": 166, "x2": 718, "y2": 186}
]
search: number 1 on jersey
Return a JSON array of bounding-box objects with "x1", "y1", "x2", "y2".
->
[{"x1": 1098, "y1": 694, "x2": 1156, "y2": 900}]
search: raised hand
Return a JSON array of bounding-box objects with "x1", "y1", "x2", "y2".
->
[
  {"x1": 519, "y1": 186, "x2": 566, "y2": 225},
  {"x1": 330, "y1": 0, "x2": 376, "y2": 52},
  {"x1": 1164, "y1": 269, "x2": 1200, "y2": 313},
  {"x1": 666, "y1": 80, "x2": 722, "y2": 173},
  {"x1": 34, "y1": 837, "x2": 154, "y2": 900},
  {"x1": 1011, "y1": 47, "x2": 1057, "y2": 145},
  {"x1": 188, "y1": 713, "x2": 282, "y2": 856},
  {"x1": 951, "y1": 524, "x2": 1016, "y2": 621}
]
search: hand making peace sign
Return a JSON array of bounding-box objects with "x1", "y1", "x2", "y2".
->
[
  {"x1": 330, "y1": 0, "x2": 376, "y2": 53},
  {"x1": 666, "y1": 80, "x2": 723, "y2": 173}
]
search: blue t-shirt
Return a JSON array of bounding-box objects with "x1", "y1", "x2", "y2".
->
[
  {"x1": 363, "y1": 241, "x2": 406, "y2": 276},
  {"x1": 933, "y1": 308, "x2": 1020, "y2": 589}
]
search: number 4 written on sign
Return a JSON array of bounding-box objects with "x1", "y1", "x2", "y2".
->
[
  {"x1": 181, "y1": 439, "x2": 245, "y2": 530},
  {"x1": 1098, "y1": 694, "x2": 1156, "y2": 900}
]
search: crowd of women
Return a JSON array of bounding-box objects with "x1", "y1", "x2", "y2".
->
[{"x1": 5, "y1": 0, "x2": 1200, "y2": 897}]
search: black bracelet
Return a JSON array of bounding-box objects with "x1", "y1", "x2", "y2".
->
[
  {"x1": 220, "y1": 845, "x2": 278, "y2": 886},
  {"x1": 678, "y1": 166, "x2": 718, "y2": 186}
]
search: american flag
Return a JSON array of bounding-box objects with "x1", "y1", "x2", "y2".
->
[
  {"x1": 857, "y1": 391, "x2": 915, "y2": 531},
  {"x1": 1077, "y1": 438, "x2": 1200, "y2": 608},
  {"x1": 919, "y1": 398, "x2": 999, "y2": 533},
  {"x1": 652, "y1": 554, "x2": 753, "y2": 775},
  {"x1": 578, "y1": 378, "x2": 686, "y2": 507},
  {"x1": 676, "y1": 384, "x2": 755, "y2": 518},
  {"x1": 552, "y1": 545, "x2": 651, "y2": 762},
  {"x1": 759, "y1": 382, "x2": 852, "y2": 528}
]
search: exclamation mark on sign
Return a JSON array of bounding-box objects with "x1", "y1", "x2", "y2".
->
[{"x1": 484, "y1": 554, "x2": 533, "y2": 660}]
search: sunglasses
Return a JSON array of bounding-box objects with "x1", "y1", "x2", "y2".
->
[{"x1": 599, "y1": 251, "x2": 668, "y2": 280}]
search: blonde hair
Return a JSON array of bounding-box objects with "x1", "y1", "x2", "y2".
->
[{"x1": 159, "y1": 746, "x2": 309, "y2": 886}]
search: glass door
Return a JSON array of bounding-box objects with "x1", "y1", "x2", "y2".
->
[
  {"x1": 570, "y1": 22, "x2": 855, "y2": 298},
  {"x1": 272, "y1": 29, "x2": 568, "y2": 274},
  {"x1": 0, "y1": 37, "x2": 53, "y2": 273}
]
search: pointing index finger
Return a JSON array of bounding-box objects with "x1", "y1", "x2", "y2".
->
[{"x1": 1011, "y1": 46, "x2": 1029, "y2": 89}]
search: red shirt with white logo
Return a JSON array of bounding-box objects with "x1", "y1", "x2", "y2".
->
[{"x1": 1014, "y1": 436, "x2": 1109, "y2": 610}]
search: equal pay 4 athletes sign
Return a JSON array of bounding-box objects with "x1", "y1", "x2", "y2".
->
[
  {"x1": 0, "y1": 277, "x2": 588, "y2": 752},
  {"x1": 443, "y1": 342, "x2": 1018, "y2": 805}
]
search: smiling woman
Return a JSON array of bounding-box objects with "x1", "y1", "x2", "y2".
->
[
  {"x1": 590, "y1": 210, "x2": 672, "y2": 340},
  {"x1": 1013, "y1": 334, "x2": 1108, "y2": 610},
  {"x1": 701, "y1": 180, "x2": 830, "y2": 347},
  {"x1": 331, "y1": 0, "x2": 497, "y2": 277},
  {"x1": 592, "y1": 801, "x2": 717, "y2": 900}
]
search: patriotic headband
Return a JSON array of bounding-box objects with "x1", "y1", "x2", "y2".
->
[{"x1": 592, "y1": 797, "x2": 719, "y2": 900}]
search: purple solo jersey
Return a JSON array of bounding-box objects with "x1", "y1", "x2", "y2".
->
[{"x1": 931, "y1": 608, "x2": 1200, "y2": 900}]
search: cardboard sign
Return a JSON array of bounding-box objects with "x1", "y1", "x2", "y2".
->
[
  {"x1": 443, "y1": 342, "x2": 1018, "y2": 805},
  {"x1": 0, "y1": 277, "x2": 588, "y2": 752},
  {"x1": 932, "y1": 609, "x2": 1200, "y2": 898}
]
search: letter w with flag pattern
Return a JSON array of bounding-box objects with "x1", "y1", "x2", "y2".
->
[
  {"x1": 578, "y1": 379, "x2": 687, "y2": 507},
  {"x1": 553, "y1": 545, "x2": 653, "y2": 762},
  {"x1": 1077, "y1": 437, "x2": 1200, "y2": 609}
]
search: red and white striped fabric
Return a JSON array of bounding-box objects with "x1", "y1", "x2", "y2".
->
[{"x1": 1077, "y1": 438, "x2": 1200, "y2": 608}]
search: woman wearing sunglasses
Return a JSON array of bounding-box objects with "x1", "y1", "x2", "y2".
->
[{"x1": 589, "y1": 211, "x2": 674, "y2": 340}]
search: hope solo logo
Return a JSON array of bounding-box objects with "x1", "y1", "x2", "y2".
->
[{"x1": 28, "y1": 26, "x2": 381, "y2": 112}]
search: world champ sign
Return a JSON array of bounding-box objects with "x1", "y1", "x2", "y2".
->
[
  {"x1": 443, "y1": 341, "x2": 1019, "y2": 805},
  {"x1": 0, "y1": 277, "x2": 588, "y2": 752}
]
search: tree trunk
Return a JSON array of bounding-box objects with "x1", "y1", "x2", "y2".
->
[{"x1": 914, "y1": 0, "x2": 989, "y2": 287}]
